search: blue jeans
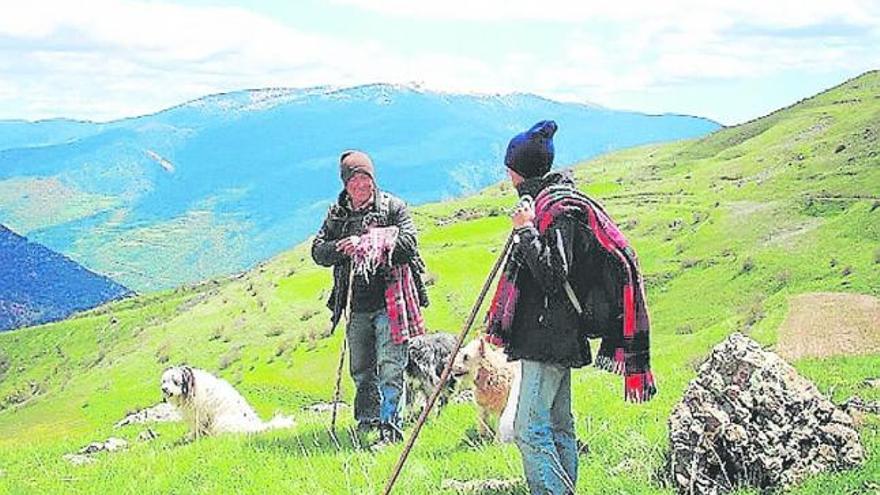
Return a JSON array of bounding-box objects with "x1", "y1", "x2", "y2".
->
[
  {"x1": 514, "y1": 359, "x2": 578, "y2": 495},
  {"x1": 347, "y1": 310, "x2": 407, "y2": 428}
]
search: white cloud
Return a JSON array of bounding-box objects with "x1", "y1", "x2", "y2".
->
[
  {"x1": 0, "y1": 0, "x2": 878, "y2": 123},
  {"x1": 1, "y1": 0, "x2": 512, "y2": 120},
  {"x1": 332, "y1": 0, "x2": 880, "y2": 27}
]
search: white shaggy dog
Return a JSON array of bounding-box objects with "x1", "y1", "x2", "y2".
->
[
  {"x1": 160, "y1": 366, "x2": 293, "y2": 438},
  {"x1": 451, "y1": 338, "x2": 521, "y2": 443}
]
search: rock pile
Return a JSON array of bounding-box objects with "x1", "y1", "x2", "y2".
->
[
  {"x1": 441, "y1": 478, "x2": 523, "y2": 493},
  {"x1": 64, "y1": 437, "x2": 128, "y2": 465},
  {"x1": 668, "y1": 333, "x2": 865, "y2": 494},
  {"x1": 114, "y1": 402, "x2": 181, "y2": 428}
]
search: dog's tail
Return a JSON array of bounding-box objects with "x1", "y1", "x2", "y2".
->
[{"x1": 262, "y1": 414, "x2": 295, "y2": 431}]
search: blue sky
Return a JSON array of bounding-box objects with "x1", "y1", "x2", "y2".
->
[{"x1": 0, "y1": 0, "x2": 877, "y2": 125}]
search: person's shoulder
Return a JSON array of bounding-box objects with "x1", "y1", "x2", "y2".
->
[
  {"x1": 380, "y1": 191, "x2": 408, "y2": 210},
  {"x1": 326, "y1": 202, "x2": 346, "y2": 218},
  {"x1": 323, "y1": 191, "x2": 349, "y2": 218}
]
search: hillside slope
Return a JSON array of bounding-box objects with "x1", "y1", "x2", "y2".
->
[{"x1": 0, "y1": 72, "x2": 877, "y2": 494}]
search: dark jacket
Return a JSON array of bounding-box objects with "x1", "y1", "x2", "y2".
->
[
  {"x1": 504, "y1": 173, "x2": 599, "y2": 368},
  {"x1": 311, "y1": 189, "x2": 428, "y2": 329}
]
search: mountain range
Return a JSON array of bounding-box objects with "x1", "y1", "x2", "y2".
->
[
  {"x1": 0, "y1": 224, "x2": 130, "y2": 331},
  {"x1": 0, "y1": 84, "x2": 720, "y2": 291}
]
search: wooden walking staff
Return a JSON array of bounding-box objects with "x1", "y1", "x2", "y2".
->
[
  {"x1": 330, "y1": 268, "x2": 356, "y2": 434},
  {"x1": 381, "y1": 232, "x2": 516, "y2": 495}
]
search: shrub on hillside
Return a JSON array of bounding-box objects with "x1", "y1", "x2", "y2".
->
[
  {"x1": 740, "y1": 257, "x2": 756, "y2": 274},
  {"x1": 299, "y1": 309, "x2": 320, "y2": 321},
  {"x1": 219, "y1": 346, "x2": 243, "y2": 370},
  {"x1": 422, "y1": 271, "x2": 438, "y2": 287},
  {"x1": 681, "y1": 258, "x2": 700, "y2": 270},
  {"x1": 738, "y1": 296, "x2": 766, "y2": 332},
  {"x1": 0, "y1": 350, "x2": 8, "y2": 381},
  {"x1": 275, "y1": 338, "x2": 295, "y2": 357},
  {"x1": 773, "y1": 269, "x2": 792, "y2": 288},
  {"x1": 675, "y1": 324, "x2": 694, "y2": 335},
  {"x1": 155, "y1": 342, "x2": 170, "y2": 364}
]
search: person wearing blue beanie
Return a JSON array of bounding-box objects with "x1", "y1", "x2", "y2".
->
[
  {"x1": 504, "y1": 120, "x2": 558, "y2": 179},
  {"x1": 492, "y1": 119, "x2": 657, "y2": 494},
  {"x1": 497, "y1": 119, "x2": 582, "y2": 494}
]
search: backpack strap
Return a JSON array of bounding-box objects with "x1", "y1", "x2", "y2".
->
[{"x1": 563, "y1": 280, "x2": 583, "y2": 316}]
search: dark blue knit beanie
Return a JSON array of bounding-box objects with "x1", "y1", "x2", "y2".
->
[{"x1": 504, "y1": 120, "x2": 558, "y2": 178}]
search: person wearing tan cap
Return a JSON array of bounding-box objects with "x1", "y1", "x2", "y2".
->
[{"x1": 312, "y1": 150, "x2": 429, "y2": 445}]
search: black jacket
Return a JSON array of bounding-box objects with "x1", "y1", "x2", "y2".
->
[
  {"x1": 504, "y1": 173, "x2": 598, "y2": 368},
  {"x1": 311, "y1": 189, "x2": 428, "y2": 329}
]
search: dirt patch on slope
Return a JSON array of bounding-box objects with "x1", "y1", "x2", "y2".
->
[
  {"x1": 777, "y1": 292, "x2": 880, "y2": 360},
  {"x1": 761, "y1": 218, "x2": 824, "y2": 248}
]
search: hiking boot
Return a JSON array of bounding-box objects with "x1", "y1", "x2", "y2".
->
[
  {"x1": 577, "y1": 438, "x2": 590, "y2": 457},
  {"x1": 356, "y1": 419, "x2": 379, "y2": 434},
  {"x1": 370, "y1": 423, "x2": 404, "y2": 450},
  {"x1": 382, "y1": 423, "x2": 403, "y2": 443},
  {"x1": 354, "y1": 419, "x2": 381, "y2": 447}
]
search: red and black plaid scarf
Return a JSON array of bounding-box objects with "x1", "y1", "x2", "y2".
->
[
  {"x1": 487, "y1": 184, "x2": 656, "y2": 403},
  {"x1": 384, "y1": 263, "x2": 426, "y2": 344},
  {"x1": 351, "y1": 226, "x2": 426, "y2": 345}
]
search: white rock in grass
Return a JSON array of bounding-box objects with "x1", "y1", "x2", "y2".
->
[
  {"x1": 64, "y1": 436, "x2": 130, "y2": 465},
  {"x1": 79, "y1": 437, "x2": 127, "y2": 455},
  {"x1": 304, "y1": 401, "x2": 348, "y2": 414},
  {"x1": 441, "y1": 478, "x2": 523, "y2": 493},
  {"x1": 115, "y1": 402, "x2": 181, "y2": 427},
  {"x1": 63, "y1": 454, "x2": 96, "y2": 466}
]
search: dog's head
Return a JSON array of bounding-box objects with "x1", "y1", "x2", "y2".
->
[
  {"x1": 451, "y1": 338, "x2": 486, "y2": 379},
  {"x1": 160, "y1": 365, "x2": 195, "y2": 402}
]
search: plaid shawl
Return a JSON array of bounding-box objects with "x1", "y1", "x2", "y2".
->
[
  {"x1": 486, "y1": 184, "x2": 656, "y2": 403},
  {"x1": 351, "y1": 226, "x2": 426, "y2": 345}
]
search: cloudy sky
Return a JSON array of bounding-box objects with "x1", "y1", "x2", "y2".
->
[{"x1": 1, "y1": 0, "x2": 878, "y2": 125}]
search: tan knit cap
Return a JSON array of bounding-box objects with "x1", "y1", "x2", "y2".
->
[{"x1": 339, "y1": 150, "x2": 375, "y2": 184}]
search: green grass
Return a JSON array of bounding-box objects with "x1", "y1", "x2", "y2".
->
[{"x1": 0, "y1": 71, "x2": 879, "y2": 494}]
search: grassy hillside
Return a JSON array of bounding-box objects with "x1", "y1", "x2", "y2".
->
[{"x1": 0, "y1": 72, "x2": 878, "y2": 494}]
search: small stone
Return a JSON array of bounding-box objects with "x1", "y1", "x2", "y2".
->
[
  {"x1": 79, "y1": 442, "x2": 105, "y2": 455},
  {"x1": 78, "y1": 437, "x2": 128, "y2": 455},
  {"x1": 115, "y1": 402, "x2": 181, "y2": 428},
  {"x1": 441, "y1": 478, "x2": 523, "y2": 493},
  {"x1": 304, "y1": 401, "x2": 348, "y2": 414},
  {"x1": 103, "y1": 437, "x2": 127, "y2": 452},
  {"x1": 842, "y1": 396, "x2": 880, "y2": 415},
  {"x1": 63, "y1": 454, "x2": 96, "y2": 466},
  {"x1": 138, "y1": 429, "x2": 159, "y2": 442}
]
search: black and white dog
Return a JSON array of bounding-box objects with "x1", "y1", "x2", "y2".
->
[{"x1": 405, "y1": 332, "x2": 458, "y2": 419}]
